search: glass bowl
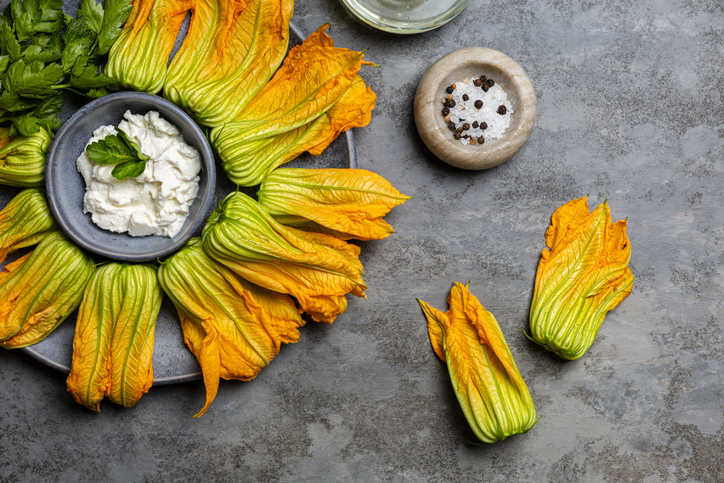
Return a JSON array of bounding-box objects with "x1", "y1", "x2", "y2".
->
[{"x1": 339, "y1": 0, "x2": 470, "y2": 34}]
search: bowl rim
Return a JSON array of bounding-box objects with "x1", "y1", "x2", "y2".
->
[
  {"x1": 45, "y1": 91, "x2": 217, "y2": 262},
  {"x1": 414, "y1": 47, "x2": 537, "y2": 170},
  {"x1": 339, "y1": 0, "x2": 471, "y2": 34}
]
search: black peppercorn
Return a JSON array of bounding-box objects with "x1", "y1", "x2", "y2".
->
[
  {"x1": 479, "y1": 75, "x2": 487, "y2": 82},
  {"x1": 456, "y1": 127, "x2": 463, "y2": 133},
  {"x1": 462, "y1": 123, "x2": 470, "y2": 131},
  {"x1": 447, "y1": 99, "x2": 456, "y2": 108},
  {"x1": 442, "y1": 107, "x2": 449, "y2": 116},
  {"x1": 477, "y1": 136, "x2": 485, "y2": 144},
  {"x1": 446, "y1": 86, "x2": 454, "y2": 94},
  {"x1": 473, "y1": 79, "x2": 482, "y2": 86},
  {"x1": 488, "y1": 79, "x2": 495, "y2": 86},
  {"x1": 482, "y1": 84, "x2": 489, "y2": 92},
  {"x1": 448, "y1": 121, "x2": 456, "y2": 131},
  {"x1": 474, "y1": 100, "x2": 483, "y2": 109},
  {"x1": 472, "y1": 121, "x2": 479, "y2": 128},
  {"x1": 454, "y1": 132, "x2": 462, "y2": 140},
  {"x1": 462, "y1": 94, "x2": 469, "y2": 101},
  {"x1": 497, "y1": 105, "x2": 507, "y2": 115},
  {"x1": 481, "y1": 122, "x2": 488, "y2": 130}
]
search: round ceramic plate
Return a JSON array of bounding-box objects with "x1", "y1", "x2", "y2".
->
[{"x1": 5, "y1": 15, "x2": 357, "y2": 384}]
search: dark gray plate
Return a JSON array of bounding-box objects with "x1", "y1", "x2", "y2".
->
[{"x1": 4, "y1": 12, "x2": 357, "y2": 384}]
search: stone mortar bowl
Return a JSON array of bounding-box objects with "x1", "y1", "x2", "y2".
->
[
  {"x1": 46, "y1": 92, "x2": 216, "y2": 262},
  {"x1": 414, "y1": 47, "x2": 536, "y2": 170}
]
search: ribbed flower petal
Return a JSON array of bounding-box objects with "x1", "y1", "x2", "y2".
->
[
  {"x1": 164, "y1": 0, "x2": 293, "y2": 127},
  {"x1": 0, "y1": 188, "x2": 58, "y2": 264},
  {"x1": 209, "y1": 25, "x2": 375, "y2": 186},
  {"x1": 0, "y1": 233, "x2": 95, "y2": 348},
  {"x1": 107, "y1": 0, "x2": 195, "y2": 93},
  {"x1": 529, "y1": 197, "x2": 634, "y2": 360},
  {"x1": 0, "y1": 127, "x2": 51, "y2": 187},
  {"x1": 202, "y1": 192, "x2": 366, "y2": 323},
  {"x1": 418, "y1": 282, "x2": 537, "y2": 444},
  {"x1": 257, "y1": 167, "x2": 409, "y2": 240},
  {"x1": 158, "y1": 239, "x2": 304, "y2": 416}
]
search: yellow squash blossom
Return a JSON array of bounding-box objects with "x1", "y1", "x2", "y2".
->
[
  {"x1": 217, "y1": 75, "x2": 376, "y2": 187},
  {"x1": 0, "y1": 188, "x2": 58, "y2": 264},
  {"x1": 528, "y1": 197, "x2": 634, "y2": 360},
  {"x1": 107, "y1": 0, "x2": 195, "y2": 93},
  {"x1": 0, "y1": 233, "x2": 95, "y2": 349},
  {"x1": 0, "y1": 127, "x2": 51, "y2": 187},
  {"x1": 209, "y1": 24, "x2": 376, "y2": 186},
  {"x1": 67, "y1": 263, "x2": 162, "y2": 411},
  {"x1": 418, "y1": 282, "x2": 537, "y2": 443},
  {"x1": 257, "y1": 168, "x2": 410, "y2": 240},
  {"x1": 158, "y1": 239, "x2": 304, "y2": 417},
  {"x1": 202, "y1": 191, "x2": 366, "y2": 324},
  {"x1": 164, "y1": 0, "x2": 293, "y2": 127}
]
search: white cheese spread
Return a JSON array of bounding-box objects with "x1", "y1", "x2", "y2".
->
[{"x1": 76, "y1": 110, "x2": 202, "y2": 238}]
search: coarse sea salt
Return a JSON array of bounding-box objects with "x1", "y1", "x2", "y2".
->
[{"x1": 444, "y1": 78, "x2": 513, "y2": 145}]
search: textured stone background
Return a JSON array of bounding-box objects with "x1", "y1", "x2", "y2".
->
[{"x1": 1, "y1": 0, "x2": 723, "y2": 481}]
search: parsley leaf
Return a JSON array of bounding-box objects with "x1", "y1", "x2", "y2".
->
[
  {"x1": 4, "y1": 59, "x2": 64, "y2": 98},
  {"x1": 62, "y1": 16, "x2": 95, "y2": 73},
  {"x1": 78, "y1": 0, "x2": 104, "y2": 35},
  {"x1": 112, "y1": 160, "x2": 147, "y2": 180},
  {"x1": 96, "y1": 0, "x2": 132, "y2": 56},
  {"x1": 0, "y1": 19, "x2": 22, "y2": 61},
  {"x1": 36, "y1": 0, "x2": 64, "y2": 35},
  {"x1": 10, "y1": 0, "x2": 41, "y2": 42},
  {"x1": 115, "y1": 126, "x2": 149, "y2": 161},
  {"x1": 86, "y1": 127, "x2": 149, "y2": 180},
  {"x1": 69, "y1": 56, "x2": 119, "y2": 90}
]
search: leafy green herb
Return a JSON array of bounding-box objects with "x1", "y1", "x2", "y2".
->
[
  {"x1": 0, "y1": 0, "x2": 132, "y2": 137},
  {"x1": 78, "y1": 0, "x2": 104, "y2": 35},
  {"x1": 69, "y1": 57, "x2": 119, "y2": 90},
  {"x1": 0, "y1": 19, "x2": 22, "y2": 61},
  {"x1": 4, "y1": 60, "x2": 64, "y2": 98},
  {"x1": 86, "y1": 128, "x2": 149, "y2": 180},
  {"x1": 61, "y1": 16, "x2": 95, "y2": 72},
  {"x1": 96, "y1": 0, "x2": 132, "y2": 56}
]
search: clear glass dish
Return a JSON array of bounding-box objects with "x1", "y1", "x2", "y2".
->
[{"x1": 340, "y1": 0, "x2": 471, "y2": 34}]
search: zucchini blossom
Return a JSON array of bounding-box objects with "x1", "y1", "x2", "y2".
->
[
  {"x1": 0, "y1": 126, "x2": 51, "y2": 187},
  {"x1": 202, "y1": 191, "x2": 366, "y2": 324},
  {"x1": 107, "y1": 0, "x2": 195, "y2": 93},
  {"x1": 209, "y1": 25, "x2": 376, "y2": 186},
  {"x1": 158, "y1": 239, "x2": 304, "y2": 417},
  {"x1": 0, "y1": 188, "x2": 59, "y2": 264},
  {"x1": 67, "y1": 263, "x2": 162, "y2": 411},
  {"x1": 163, "y1": 0, "x2": 293, "y2": 127},
  {"x1": 0, "y1": 232, "x2": 95, "y2": 349},
  {"x1": 418, "y1": 282, "x2": 537, "y2": 443},
  {"x1": 257, "y1": 168, "x2": 410, "y2": 240},
  {"x1": 528, "y1": 197, "x2": 634, "y2": 360}
]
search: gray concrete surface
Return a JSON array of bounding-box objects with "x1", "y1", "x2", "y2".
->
[{"x1": 2, "y1": 0, "x2": 723, "y2": 481}]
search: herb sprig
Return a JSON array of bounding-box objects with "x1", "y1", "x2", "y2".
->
[
  {"x1": 0, "y1": 0, "x2": 132, "y2": 136},
  {"x1": 86, "y1": 127, "x2": 150, "y2": 180}
]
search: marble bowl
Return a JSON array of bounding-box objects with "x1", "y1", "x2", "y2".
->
[
  {"x1": 45, "y1": 92, "x2": 216, "y2": 262},
  {"x1": 414, "y1": 47, "x2": 536, "y2": 170}
]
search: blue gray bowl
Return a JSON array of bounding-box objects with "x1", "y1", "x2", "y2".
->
[{"x1": 46, "y1": 92, "x2": 216, "y2": 262}]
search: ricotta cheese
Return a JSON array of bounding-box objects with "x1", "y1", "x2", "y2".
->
[{"x1": 77, "y1": 110, "x2": 202, "y2": 238}]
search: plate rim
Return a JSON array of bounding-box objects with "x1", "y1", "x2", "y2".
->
[{"x1": 18, "y1": 20, "x2": 358, "y2": 385}]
